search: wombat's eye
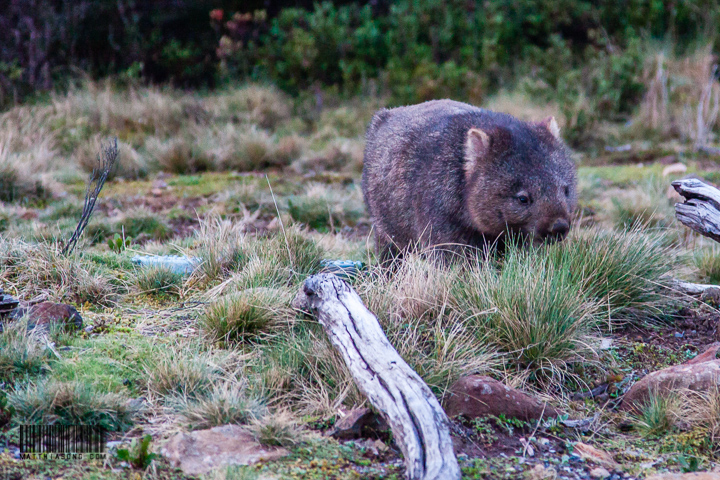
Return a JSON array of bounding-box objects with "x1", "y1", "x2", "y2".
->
[{"x1": 517, "y1": 194, "x2": 530, "y2": 205}]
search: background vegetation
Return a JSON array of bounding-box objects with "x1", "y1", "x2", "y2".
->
[{"x1": 4, "y1": 0, "x2": 720, "y2": 146}]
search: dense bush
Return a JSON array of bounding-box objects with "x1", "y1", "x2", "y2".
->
[{"x1": 2, "y1": 0, "x2": 720, "y2": 133}]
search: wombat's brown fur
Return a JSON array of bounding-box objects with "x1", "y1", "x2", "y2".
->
[{"x1": 362, "y1": 99, "x2": 577, "y2": 260}]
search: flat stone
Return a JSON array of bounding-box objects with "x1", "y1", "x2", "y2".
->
[
  {"x1": 443, "y1": 375, "x2": 560, "y2": 421},
  {"x1": 645, "y1": 473, "x2": 720, "y2": 480},
  {"x1": 685, "y1": 343, "x2": 720, "y2": 365},
  {"x1": 9, "y1": 302, "x2": 83, "y2": 330},
  {"x1": 590, "y1": 466, "x2": 612, "y2": 479},
  {"x1": 620, "y1": 360, "x2": 720, "y2": 412},
  {"x1": 527, "y1": 464, "x2": 557, "y2": 480},
  {"x1": 573, "y1": 442, "x2": 620, "y2": 470},
  {"x1": 161, "y1": 424, "x2": 288, "y2": 476}
]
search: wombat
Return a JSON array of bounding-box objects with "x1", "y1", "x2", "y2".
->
[{"x1": 361, "y1": 99, "x2": 577, "y2": 260}]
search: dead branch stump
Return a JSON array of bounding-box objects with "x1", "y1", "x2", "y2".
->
[
  {"x1": 673, "y1": 178, "x2": 720, "y2": 243},
  {"x1": 302, "y1": 273, "x2": 460, "y2": 480}
]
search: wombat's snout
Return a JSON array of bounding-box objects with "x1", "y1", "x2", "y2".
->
[{"x1": 546, "y1": 218, "x2": 570, "y2": 242}]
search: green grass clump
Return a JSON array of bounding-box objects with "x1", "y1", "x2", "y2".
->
[
  {"x1": 693, "y1": 247, "x2": 720, "y2": 284},
  {"x1": 0, "y1": 320, "x2": 48, "y2": 383},
  {"x1": 250, "y1": 410, "x2": 302, "y2": 447},
  {"x1": 545, "y1": 227, "x2": 677, "y2": 324},
  {"x1": 635, "y1": 393, "x2": 680, "y2": 437},
  {"x1": 119, "y1": 213, "x2": 173, "y2": 241},
  {"x1": 454, "y1": 248, "x2": 600, "y2": 381},
  {"x1": 145, "y1": 348, "x2": 223, "y2": 399},
  {"x1": 264, "y1": 227, "x2": 324, "y2": 279},
  {"x1": 357, "y1": 254, "x2": 497, "y2": 396},
  {"x1": 201, "y1": 288, "x2": 292, "y2": 343},
  {"x1": 135, "y1": 265, "x2": 184, "y2": 297},
  {"x1": 195, "y1": 216, "x2": 250, "y2": 282},
  {"x1": 9, "y1": 380, "x2": 137, "y2": 431},
  {"x1": 0, "y1": 239, "x2": 119, "y2": 306},
  {"x1": 287, "y1": 196, "x2": 339, "y2": 231},
  {"x1": 174, "y1": 381, "x2": 266, "y2": 430}
]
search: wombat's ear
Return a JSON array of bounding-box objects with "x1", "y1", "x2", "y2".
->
[
  {"x1": 464, "y1": 128, "x2": 491, "y2": 178},
  {"x1": 539, "y1": 116, "x2": 561, "y2": 140}
]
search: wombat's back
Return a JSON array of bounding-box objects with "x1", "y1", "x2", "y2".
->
[{"x1": 362, "y1": 100, "x2": 485, "y2": 256}]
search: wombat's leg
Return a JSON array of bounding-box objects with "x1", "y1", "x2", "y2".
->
[{"x1": 373, "y1": 228, "x2": 401, "y2": 267}]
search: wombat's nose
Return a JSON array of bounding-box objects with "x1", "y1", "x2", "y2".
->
[{"x1": 549, "y1": 219, "x2": 570, "y2": 240}]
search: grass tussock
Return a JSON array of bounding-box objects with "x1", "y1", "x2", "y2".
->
[
  {"x1": 608, "y1": 180, "x2": 674, "y2": 231},
  {"x1": 135, "y1": 265, "x2": 184, "y2": 297},
  {"x1": 207, "y1": 85, "x2": 291, "y2": 130},
  {"x1": 196, "y1": 215, "x2": 249, "y2": 282},
  {"x1": 174, "y1": 381, "x2": 266, "y2": 430},
  {"x1": 201, "y1": 288, "x2": 293, "y2": 343},
  {"x1": 693, "y1": 246, "x2": 720, "y2": 284},
  {"x1": 0, "y1": 319, "x2": 48, "y2": 383},
  {"x1": 255, "y1": 325, "x2": 364, "y2": 416},
  {"x1": 634, "y1": 392, "x2": 682, "y2": 437},
  {"x1": 265, "y1": 227, "x2": 325, "y2": 279},
  {"x1": 249, "y1": 410, "x2": 303, "y2": 447},
  {"x1": 544, "y1": 227, "x2": 678, "y2": 324},
  {"x1": 144, "y1": 348, "x2": 224, "y2": 399},
  {"x1": 9, "y1": 380, "x2": 137, "y2": 431},
  {"x1": 0, "y1": 238, "x2": 120, "y2": 305},
  {"x1": 454, "y1": 249, "x2": 601, "y2": 382},
  {"x1": 146, "y1": 136, "x2": 212, "y2": 175}
]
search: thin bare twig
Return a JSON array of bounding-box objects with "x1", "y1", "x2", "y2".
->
[{"x1": 62, "y1": 138, "x2": 119, "y2": 255}]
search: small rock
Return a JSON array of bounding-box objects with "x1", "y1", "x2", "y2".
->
[
  {"x1": 161, "y1": 424, "x2": 288, "y2": 476},
  {"x1": 605, "y1": 144, "x2": 632, "y2": 152},
  {"x1": 646, "y1": 474, "x2": 720, "y2": 480},
  {"x1": 662, "y1": 163, "x2": 688, "y2": 177},
  {"x1": 9, "y1": 302, "x2": 83, "y2": 331},
  {"x1": 527, "y1": 464, "x2": 557, "y2": 480},
  {"x1": 444, "y1": 375, "x2": 560, "y2": 421},
  {"x1": 685, "y1": 342, "x2": 720, "y2": 365},
  {"x1": 590, "y1": 467, "x2": 612, "y2": 479},
  {"x1": 674, "y1": 332, "x2": 684, "y2": 338},
  {"x1": 0, "y1": 288, "x2": 19, "y2": 317},
  {"x1": 573, "y1": 442, "x2": 620, "y2": 470},
  {"x1": 327, "y1": 407, "x2": 388, "y2": 440},
  {"x1": 131, "y1": 255, "x2": 200, "y2": 275},
  {"x1": 620, "y1": 360, "x2": 720, "y2": 412},
  {"x1": 352, "y1": 438, "x2": 388, "y2": 458},
  {"x1": 152, "y1": 179, "x2": 169, "y2": 190},
  {"x1": 19, "y1": 210, "x2": 38, "y2": 220}
]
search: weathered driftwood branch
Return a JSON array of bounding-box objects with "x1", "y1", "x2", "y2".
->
[
  {"x1": 302, "y1": 273, "x2": 460, "y2": 480},
  {"x1": 673, "y1": 178, "x2": 720, "y2": 243},
  {"x1": 672, "y1": 280, "x2": 720, "y2": 296}
]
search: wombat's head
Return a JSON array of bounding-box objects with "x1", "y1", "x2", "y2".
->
[{"x1": 464, "y1": 117, "x2": 577, "y2": 245}]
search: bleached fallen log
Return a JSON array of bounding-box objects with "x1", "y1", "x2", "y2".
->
[
  {"x1": 302, "y1": 273, "x2": 460, "y2": 480},
  {"x1": 672, "y1": 280, "x2": 720, "y2": 296},
  {"x1": 673, "y1": 178, "x2": 720, "y2": 242}
]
